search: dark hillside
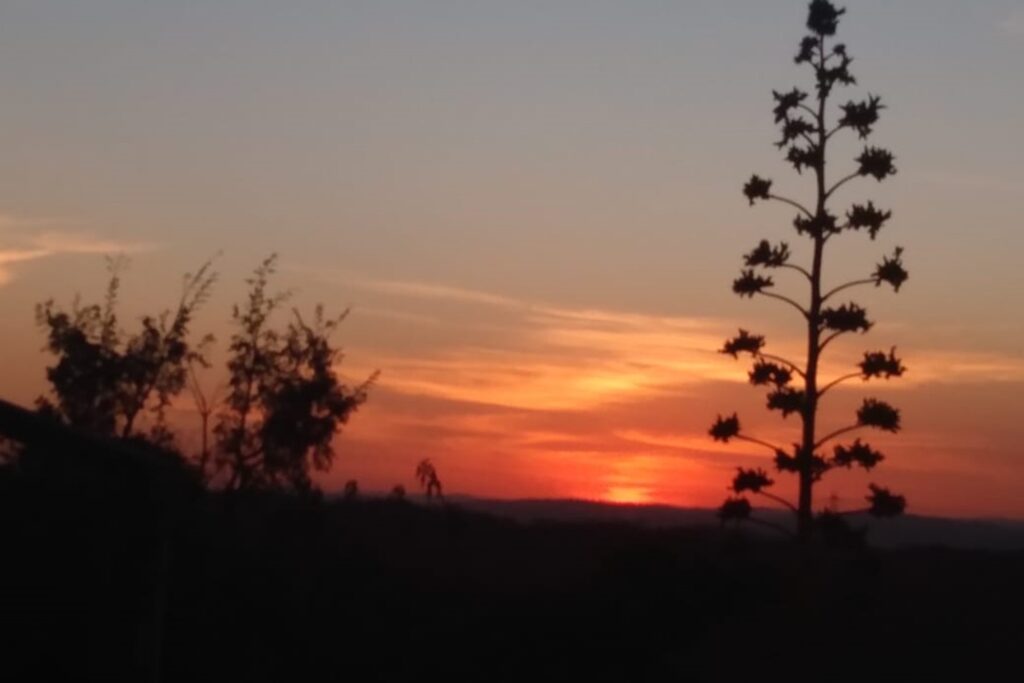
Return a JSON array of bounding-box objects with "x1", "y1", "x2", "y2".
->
[{"x1": 3, "y1": 445, "x2": 1023, "y2": 681}]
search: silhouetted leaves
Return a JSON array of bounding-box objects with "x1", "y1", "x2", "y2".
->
[
  {"x1": 867, "y1": 484, "x2": 906, "y2": 517},
  {"x1": 857, "y1": 146, "x2": 897, "y2": 181},
  {"x1": 774, "y1": 448, "x2": 800, "y2": 474},
  {"x1": 777, "y1": 118, "x2": 817, "y2": 149},
  {"x1": 718, "y1": 497, "x2": 752, "y2": 521},
  {"x1": 720, "y1": 329, "x2": 765, "y2": 358},
  {"x1": 807, "y1": 0, "x2": 845, "y2": 36},
  {"x1": 772, "y1": 88, "x2": 809, "y2": 123},
  {"x1": 749, "y1": 360, "x2": 792, "y2": 387},
  {"x1": 767, "y1": 388, "x2": 805, "y2": 418},
  {"x1": 860, "y1": 348, "x2": 905, "y2": 379},
  {"x1": 857, "y1": 399, "x2": 901, "y2": 433},
  {"x1": 215, "y1": 256, "x2": 375, "y2": 491},
  {"x1": 795, "y1": 36, "x2": 818, "y2": 64},
  {"x1": 773, "y1": 448, "x2": 830, "y2": 481},
  {"x1": 786, "y1": 145, "x2": 821, "y2": 174},
  {"x1": 258, "y1": 307, "x2": 372, "y2": 491},
  {"x1": 838, "y1": 95, "x2": 884, "y2": 138},
  {"x1": 874, "y1": 247, "x2": 908, "y2": 291},
  {"x1": 793, "y1": 211, "x2": 838, "y2": 237},
  {"x1": 833, "y1": 439, "x2": 885, "y2": 470},
  {"x1": 846, "y1": 201, "x2": 892, "y2": 239},
  {"x1": 36, "y1": 258, "x2": 216, "y2": 442},
  {"x1": 733, "y1": 269, "x2": 774, "y2": 297},
  {"x1": 818, "y1": 51, "x2": 856, "y2": 97},
  {"x1": 820, "y1": 303, "x2": 872, "y2": 334},
  {"x1": 709, "y1": 414, "x2": 741, "y2": 443},
  {"x1": 795, "y1": 2, "x2": 856, "y2": 97},
  {"x1": 744, "y1": 240, "x2": 792, "y2": 268},
  {"x1": 743, "y1": 175, "x2": 773, "y2": 205},
  {"x1": 809, "y1": 455, "x2": 832, "y2": 481},
  {"x1": 732, "y1": 468, "x2": 774, "y2": 494}
]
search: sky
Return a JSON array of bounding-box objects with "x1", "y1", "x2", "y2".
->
[{"x1": 1, "y1": 0, "x2": 1023, "y2": 518}]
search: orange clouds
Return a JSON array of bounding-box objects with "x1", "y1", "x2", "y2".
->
[
  {"x1": 301, "y1": 273, "x2": 1024, "y2": 517},
  {"x1": 10, "y1": 257, "x2": 1022, "y2": 518},
  {"x1": 0, "y1": 222, "x2": 153, "y2": 286}
]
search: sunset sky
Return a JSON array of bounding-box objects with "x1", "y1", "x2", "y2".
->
[{"x1": 2, "y1": 1, "x2": 1023, "y2": 518}]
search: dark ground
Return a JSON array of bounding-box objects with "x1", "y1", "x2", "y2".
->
[{"x1": 3, "y1": 448, "x2": 1023, "y2": 682}]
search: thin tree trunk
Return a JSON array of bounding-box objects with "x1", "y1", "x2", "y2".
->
[{"x1": 797, "y1": 33, "x2": 831, "y2": 541}]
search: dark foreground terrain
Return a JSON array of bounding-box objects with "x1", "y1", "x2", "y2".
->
[{"x1": 4, "y1": 446, "x2": 1023, "y2": 682}]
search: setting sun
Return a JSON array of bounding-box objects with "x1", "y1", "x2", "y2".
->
[{"x1": 604, "y1": 486, "x2": 655, "y2": 505}]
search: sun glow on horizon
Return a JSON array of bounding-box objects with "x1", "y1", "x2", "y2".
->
[{"x1": 602, "y1": 486, "x2": 655, "y2": 505}]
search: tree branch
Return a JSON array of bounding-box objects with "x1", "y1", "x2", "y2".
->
[
  {"x1": 817, "y1": 330, "x2": 846, "y2": 353},
  {"x1": 798, "y1": 103, "x2": 818, "y2": 118},
  {"x1": 757, "y1": 291, "x2": 810, "y2": 319},
  {"x1": 780, "y1": 263, "x2": 813, "y2": 280},
  {"x1": 826, "y1": 171, "x2": 860, "y2": 198},
  {"x1": 735, "y1": 434, "x2": 784, "y2": 454},
  {"x1": 814, "y1": 424, "x2": 863, "y2": 450},
  {"x1": 818, "y1": 372, "x2": 862, "y2": 398},
  {"x1": 756, "y1": 352, "x2": 806, "y2": 379},
  {"x1": 823, "y1": 278, "x2": 875, "y2": 302},
  {"x1": 767, "y1": 193, "x2": 814, "y2": 218},
  {"x1": 756, "y1": 490, "x2": 799, "y2": 513}
]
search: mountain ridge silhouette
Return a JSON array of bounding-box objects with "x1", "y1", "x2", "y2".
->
[{"x1": 336, "y1": 492, "x2": 1024, "y2": 550}]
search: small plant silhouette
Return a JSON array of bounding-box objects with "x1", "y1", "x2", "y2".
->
[
  {"x1": 415, "y1": 459, "x2": 444, "y2": 502},
  {"x1": 710, "y1": 0, "x2": 907, "y2": 540}
]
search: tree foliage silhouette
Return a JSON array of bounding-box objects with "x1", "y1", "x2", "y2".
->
[
  {"x1": 33, "y1": 254, "x2": 375, "y2": 493},
  {"x1": 36, "y1": 257, "x2": 216, "y2": 445},
  {"x1": 214, "y1": 255, "x2": 377, "y2": 492},
  {"x1": 710, "y1": 0, "x2": 908, "y2": 539}
]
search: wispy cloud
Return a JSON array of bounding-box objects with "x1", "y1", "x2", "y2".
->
[
  {"x1": 907, "y1": 349, "x2": 1024, "y2": 384},
  {"x1": 349, "y1": 302, "x2": 735, "y2": 411},
  {"x1": 317, "y1": 269, "x2": 1024, "y2": 413},
  {"x1": 355, "y1": 277, "x2": 523, "y2": 309},
  {"x1": 283, "y1": 265, "x2": 1024, "y2": 513},
  {"x1": 0, "y1": 223, "x2": 153, "y2": 286},
  {"x1": 0, "y1": 248, "x2": 51, "y2": 265}
]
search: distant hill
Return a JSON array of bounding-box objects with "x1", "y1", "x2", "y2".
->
[{"x1": 437, "y1": 495, "x2": 1024, "y2": 551}]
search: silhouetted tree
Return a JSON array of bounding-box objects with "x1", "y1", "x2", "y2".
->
[
  {"x1": 214, "y1": 255, "x2": 377, "y2": 492},
  {"x1": 415, "y1": 458, "x2": 444, "y2": 502},
  {"x1": 35, "y1": 257, "x2": 216, "y2": 444},
  {"x1": 710, "y1": 1, "x2": 908, "y2": 540}
]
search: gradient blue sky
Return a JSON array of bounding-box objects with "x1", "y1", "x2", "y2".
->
[{"x1": 2, "y1": 1, "x2": 1023, "y2": 515}]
